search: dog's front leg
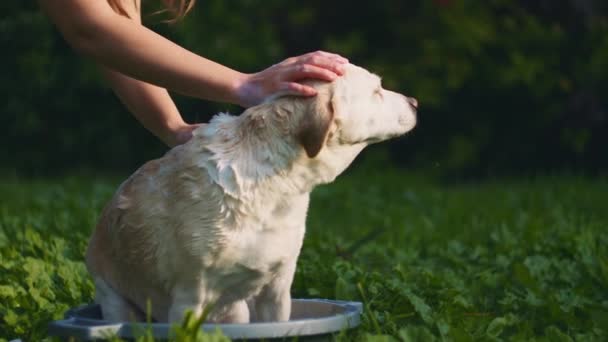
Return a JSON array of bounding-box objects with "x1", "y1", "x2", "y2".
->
[
  {"x1": 168, "y1": 282, "x2": 208, "y2": 323},
  {"x1": 94, "y1": 277, "x2": 144, "y2": 322},
  {"x1": 251, "y1": 261, "x2": 296, "y2": 322},
  {"x1": 207, "y1": 300, "x2": 250, "y2": 323}
]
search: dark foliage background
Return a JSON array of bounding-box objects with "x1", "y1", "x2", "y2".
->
[{"x1": 2, "y1": 0, "x2": 607, "y2": 177}]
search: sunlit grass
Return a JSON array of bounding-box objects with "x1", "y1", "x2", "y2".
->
[{"x1": 1, "y1": 168, "x2": 607, "y2": 341}]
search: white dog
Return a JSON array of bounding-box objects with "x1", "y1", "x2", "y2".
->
[{"x1": 85, "y1": 64, "x2": 417, "y2": 323}]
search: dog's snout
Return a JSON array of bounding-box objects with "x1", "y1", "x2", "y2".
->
[{"x1": 407, "y1": 97, "x2": 418, "y2": 109}]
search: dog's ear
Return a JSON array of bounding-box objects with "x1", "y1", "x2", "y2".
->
[{"x1": 298, "y1": 90, "x2": 336, "y2": 158}]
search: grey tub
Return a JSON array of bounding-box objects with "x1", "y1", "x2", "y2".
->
[{"x1": 48, "y1": 299, "x2": 362, "y2": 340}]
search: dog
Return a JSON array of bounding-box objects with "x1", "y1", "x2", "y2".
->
[{"x1": 85, "y1": 63, "x2": 417, "y2": 323}]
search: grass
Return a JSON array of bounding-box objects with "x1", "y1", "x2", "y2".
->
[{"x1": 1, "y1": 165, "x2": 607, "y2": 341}]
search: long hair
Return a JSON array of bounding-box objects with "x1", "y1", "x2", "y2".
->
[{"x1": 107, "y1": 0, "x2": 196, "y2": 22}]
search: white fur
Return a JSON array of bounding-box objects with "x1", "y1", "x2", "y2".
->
[{"x1": 85, "y1": 64, "x2": 417, "y2": 323}]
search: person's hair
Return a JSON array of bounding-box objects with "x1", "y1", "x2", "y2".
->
[{"x1": 107, "y1": 0, "x2": 196, "y2": 22}]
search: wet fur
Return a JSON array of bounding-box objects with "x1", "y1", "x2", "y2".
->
[{"x1": 86, "y1": 64, "x2": 417, "y2": 323}]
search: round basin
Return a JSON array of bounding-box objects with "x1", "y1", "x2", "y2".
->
[{"x1": 48, "y1": 298, "x2": 362, "y2": 340}]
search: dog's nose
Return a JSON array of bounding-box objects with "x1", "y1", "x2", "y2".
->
[{"x1": 407, "y1": 97, "x2": 418, "y2": 109}]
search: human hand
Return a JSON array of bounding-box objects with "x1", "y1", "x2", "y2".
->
[
  {"x1": 233, "y1": 51, "x2": 349, "y2": 108},
  {"x1": 167, "y1": 123, "x2": 205, "y2": 147}
]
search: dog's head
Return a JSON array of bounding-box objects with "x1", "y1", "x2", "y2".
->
[
  {"x1": 199, "y1": 64, "x2": 417, "y2": 193},
  {"x1": 296, "y1": 64, "x2": 417, "y2": 158}
]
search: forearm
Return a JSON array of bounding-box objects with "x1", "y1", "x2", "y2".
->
[
  {"x1": 39, "y1": 0, "x2": 246, "y2": 105},
  {"x1": 102, "y1": 67, "x2": 186, "y2": 146}
]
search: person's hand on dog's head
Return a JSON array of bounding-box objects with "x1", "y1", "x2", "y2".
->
[
  {"x1": 234, "y1": 51, "x2": 349, "y2": 108},
  {"x1": 167, "y1": 123, "x2": 205, "y2": 147}
]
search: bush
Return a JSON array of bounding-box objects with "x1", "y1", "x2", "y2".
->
[{"x1": 2, "y1": 0, "x2": 607, "y2": 176}]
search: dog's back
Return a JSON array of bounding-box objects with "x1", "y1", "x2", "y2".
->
[
  {"x1": 86, "y1": 142, "x2": 223, "y2": 319},
  {"x1": 86, "y1": 64, "x2": 418, "y2": 323},
  {"x1": 86, "y1": 112, "x2": 309, "y2": 322}
]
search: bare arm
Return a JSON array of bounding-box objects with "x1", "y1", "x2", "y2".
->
[
  {"x1": 38, "y1": 0, "x2": 348, "y2": 147},
  {"x1": 102, "y1": 67, "x2": 200, "y2": 146},
  {"x1": 86, "y1": 2, "x2": 198, "y2": 147},
  {"x1": 38, "y1": 0, "x2": 348, "y2": 107},
  {"x1": 39, "y1": 0, "x2": 245, "y2": 105}
]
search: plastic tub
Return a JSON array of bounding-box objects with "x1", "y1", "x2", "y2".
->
[{"x1": 48, "y1": 299, "x2": 362, "y2": 340}]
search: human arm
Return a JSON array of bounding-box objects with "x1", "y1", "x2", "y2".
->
[
  {"x1": 38, "y1": 0, "x2": 349, "y2": 107},
  {"x1": 87, "y1": 1, "x2": 198, "y2": 147},
  {"x1": 102, "y1": 67, "x2": 200, "y2": 147}
]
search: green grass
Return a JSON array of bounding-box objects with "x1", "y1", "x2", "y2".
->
[{"x1": 1, "y1": 167, "x2": 607, "y2": 341}]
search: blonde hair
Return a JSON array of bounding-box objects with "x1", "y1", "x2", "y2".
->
[{"x1": 107, "y1": 0, "x2": 196, "y2": 22}]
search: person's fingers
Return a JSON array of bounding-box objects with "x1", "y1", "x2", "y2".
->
[
  {"x1": 281, "y1": 51, "x2": 349, "y2": 68},
  {"x1": 280, "y1": 82, "x2": 317, "y2": 96},
  {"x1": 305, "y1": 50, "x2": 349, "y2": 64},
  {"x1": 236, "y1": 51, "x2": 349, "y2": 106},
  {"x1": 282, "y1": 56, "x2": 298, "y2": 65},
  {"x1": 286, "y1": 64, "x2": 339, "y2": 82},
  {"x1": 172, "y1": 123, "x2": 204, "y2": 146},
  {"x1": 302, "y1": 54, "x2": 347, "y2": 75}
]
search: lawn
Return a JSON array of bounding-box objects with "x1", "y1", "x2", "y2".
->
[{"x1": 1, "y1": 165, "x2": 607, "y2": 341}]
